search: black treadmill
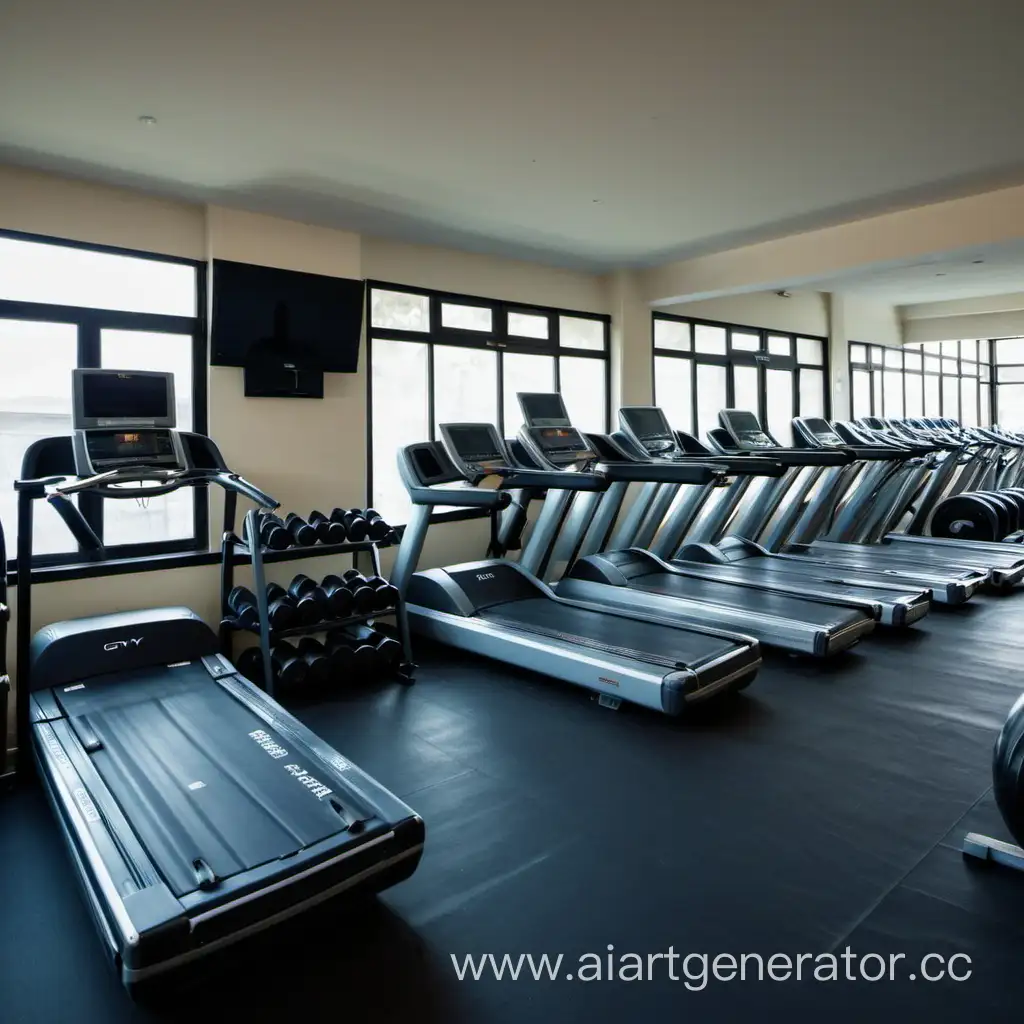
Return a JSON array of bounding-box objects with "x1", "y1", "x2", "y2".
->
[{"x1": 11, "y1": 369, "x2": 424, "y2": 992}]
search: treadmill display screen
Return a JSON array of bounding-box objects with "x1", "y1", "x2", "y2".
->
[
  {"x1": 802, "y1": 417, "x2": 843, "y2": 446},
  {"x1": 519, "y1": 393, "x2": 570, "y2": 427},
  {"x1": 534, "y1": 426, "x2": 587, "y2": 452},
  {"x1": 444, "y1": 424, "x2": 504, "y2": 463},
  {"x1": 81, "y1": 372, "x2": 171, "y2": 421},
  {"x1": 85, "y1": 428, "x2": 180, "y2": 467},
  {"x1": 621, "y1": 408, "x2": 672, "y2": 442},
  {"x1": 724, "y1": 410, "x2": 774, "y2": 448}
]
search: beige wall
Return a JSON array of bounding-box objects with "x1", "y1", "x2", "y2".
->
[
  {"x1": 657, "y1": 290, "x2": 829, "y2": 338},
  {"x1": 206, "y1": 207, "x2": 367, "y2": 522},
  {"x1": 362, "y1": 237, "x2": 607, "y2": 313},
  {"x1": 838, "y1": 295, "x2": 903, "y2": 347},
  {"x1": 0, "y1": 164, "x2": 205, "y2": 259},
  {"x1": 901, "y1": 291, "x2": 1024, "y2": 344},
  {"x1": 641, "y1": 182, "x2": 1024, "y2": 306}
]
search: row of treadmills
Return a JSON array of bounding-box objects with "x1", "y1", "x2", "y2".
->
[{"x1": 391, "y1": 393, "x2": 1024, "y2": 714}]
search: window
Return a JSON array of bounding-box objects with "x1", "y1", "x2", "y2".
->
[
  {"x1": 653, "y1": 314, "x2": 829, "y2": 445},
  {"x1": 368, "y1": 283, "x2": 609, "y2": 522},
  {"x1": 848, "y1": 340, "x2": 991, "y2": 425},
  {"x1": 994, "y1": 338, "x2": 1024, "y2": 429},
  {"x1": 0, "y1": 230, "x2": 204, "y2": 566}
]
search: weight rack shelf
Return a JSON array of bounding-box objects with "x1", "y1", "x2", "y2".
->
[
  {"x1": 221, "y1": 608, "x2": 398, "y2": 639},
  {"x1": 218, "y1": 506, "x2": 415, "y2": 697},
  {"x1": 227, "y1": 537, "x2": 393, "y2": 563}
]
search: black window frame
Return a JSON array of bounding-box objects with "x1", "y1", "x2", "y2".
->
[
  {"x1": 651, "y1": 312, "x2": 831, "y2": 437},
  {"x1": 366, "y1": 280, "x2": 611, "y2": 519},
  {"x1": 0, "y1": 227, "x2": 208, "y2": 573},
  {"x1": 847, "y1": 340, "x2": 992, "y2": 425}
]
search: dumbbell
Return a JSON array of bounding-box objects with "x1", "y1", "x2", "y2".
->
[
  {"x1": 264, "y1": 583, "x2": 301, "y2": 629},
  {"x1": 326, "y1": 571, "x2": 376, "y2": 615},
  {"x1": 342, "y1": 569, "x2": 397, "y2": 612},
  {"x1": 362, "y1": 508, "x2": 392, "y2": 542},
  {"x1": 331, "y1": 508, "x2": 368, "y2": 542},
  {"x1": 326, "y1": 629, "x2": 379, "y2": 681},
  {"x1": 270, "y1": 641, "x2": 311, "y2": 691},
  {"x1": 227, "y1": 586, "x2": 261, "y2": 629},
  {"x1": 342, "y1": 625, "x2": 402, "y2": 672},
  {"x1": 295, "y1": 637, "x2": 332, "y2": 687},
  {"x1": 286, "y1": 575, "x2": 328, "y2": 625},
  {"x1": 309, "y1": 509, "x2": 347, "y2": 544},
  {"x1": 236, "y1": 643, "x2": 307, "y2": 692},
  {"x1": 320, "y1": 574, "x2": 355, "y2": 618},
  {"x1": 251, "y1": 513, "x2": 291, "y2": 551},
  {"x1": 363, "y1": 573, "x2": 400, "y2": 611},
  {"x1": 284, "y1": 513, "x2": 318, "y2": 547}
]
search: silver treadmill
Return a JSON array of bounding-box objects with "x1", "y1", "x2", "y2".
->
[
  {"x1": 709, "y1": 409, "x2": 989, "y2": 603},
  {"x1": 556, "y1": 405, "x2": 931, "y2": 628},
  {"x1": 798, "y1": 416, "x2": 1024, "y2": 584},
  {"x1": 510, "y1": 395, "x2": 876, "y2": 657},
  {"x1": 391, "y1": 422, "x2": 763, "y2": 713}
]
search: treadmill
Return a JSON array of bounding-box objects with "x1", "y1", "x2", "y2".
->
[
  {"x1": 555, "y1": 405, "x2": 931, "y2": 628},
  {"x1": 793, "y1": 416, "x2": 1024, "y2": 584},
  {"x1": 507, "y1": 396, "x2": 877, "y2": 657},
  {"x1": 391, "y1": 422, "x2": 763, "y2": 713},
  {"x1": 12, "y1": 369, "x2": 424, "y2": 992},
  {"x1": 710, "y1": 409, "x2": 988, "y2": 603}
]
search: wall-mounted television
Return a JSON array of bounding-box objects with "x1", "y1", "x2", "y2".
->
[{"x1": 210, "y1": 259, "x2": 365, "y2": 372}]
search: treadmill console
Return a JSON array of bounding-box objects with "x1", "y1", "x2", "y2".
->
[
  {"x1": 795, "y1": 417, "x2": 845, "y2": 448},
  {"x1": 718, "y1": 410, "x2": 776, "y2": 450},
  {"x1": 519, "y1": 425, "x2": 596, "y2": 470},
  {"x1": 618, "y1": 407, "x2": 684, "y2": 459},
  {"x1": 439, "y1": 423, "x2": 510, "y2": 482},
  {"x1": 71, "y1": 369, "x2": 187, "y2": 476}
]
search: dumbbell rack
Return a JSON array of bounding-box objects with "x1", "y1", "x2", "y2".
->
[{"x1": 218, "y1": 507, "x2": 415, "y2": 698}]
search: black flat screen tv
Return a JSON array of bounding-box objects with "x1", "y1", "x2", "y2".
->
[{"x1": 210, "y1": 259, "x2": 365, "y2": 372}]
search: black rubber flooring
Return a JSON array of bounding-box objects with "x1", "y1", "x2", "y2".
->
[{"x1": 4, "y1": 593, "x2": 1024, "y2": 1022}]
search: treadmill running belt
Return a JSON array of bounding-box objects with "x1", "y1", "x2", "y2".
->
[
  {"x1": 632, "y1": 571, "x2": 864, "y2": 629},
  {"x1": 479, "y1": 598, "x2": 738, "y2": 667},
  {"x1": 53, "y1": 663, "x2": 348, "y2": 897}
]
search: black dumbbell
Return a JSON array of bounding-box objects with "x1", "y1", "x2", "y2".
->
[
  {"x1": 251, "y1": 513, "x2": 290, "y2": 551},
  {"x1": 227, "y1": 586, "x2": 261, "y2": 629},
  {"x1": 322, "y1": 635, "x2": 355, "y2": 676},
  {"x1": 235, "y1": 646, "x2": 267, "y2": 683},
  {"x1": 320, "y1": 574, "x2": 355, "y2": 618},
  {"x1": 286, "y1": 575, "x2": 328, "y2": 625},
  {"x1": 343, "y1": 625, "x2": 402, "y2": 672},
  {"x1": 270, "y1": 641, "x2": 310, "y2": 691},
  {"x1": 331, "y1": 508, "x2": 368, "y2": 542},
  {"x1": 363, "y1": 574, "x2": 400, "y2": 611},
  {"x1": 237, "y1": 642, "x2": 307, "y2": 691},
  {"x1": 296, "y1": 637, "x2": 332, "y2": 687},
  {"x1": 284, "y1": 513, "x2": 318, "y2": 547},
  {"x1": 310, "y1": 509, "x2": 347, "y2": 544},
  {"x1": 362, "y1": 508, "x2": 392, "y2": 542},
  {"x1": 338, "y1": 570, "x2": 378, "y2": 615},
  {"x1": 264, "y1": 583, "x2": 300, "y2": 630},
  {"x1": 326, "y1": 629, "x2": 379, "y2": 681}
]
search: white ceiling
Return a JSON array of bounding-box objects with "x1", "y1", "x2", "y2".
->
[
  {"x1": 2, "y1": 0, "x2": 1024, "y2": 269},
  {"x1": 804, "y1": 239, "x2": 1024, "y2": 305}
]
